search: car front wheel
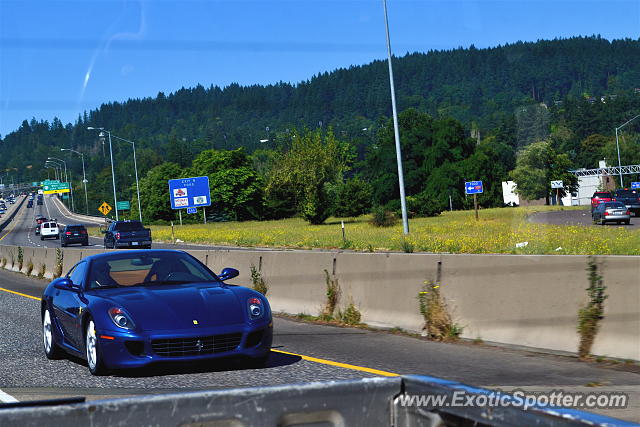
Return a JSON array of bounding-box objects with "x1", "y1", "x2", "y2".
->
[
  {"x1": 86, "y1": 319, "x2": 106, "y2": 375},
  {"x1": 43, "y1": 309, "x2": 63, "y2": 359}
]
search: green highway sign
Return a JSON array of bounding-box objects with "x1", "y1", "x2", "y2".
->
[
  {"x1": 43, "y1": 182, "x2": 70, "y2": 194},
  {"x1": 116, "y1": 201, "x2": 131, "y2": 210}
]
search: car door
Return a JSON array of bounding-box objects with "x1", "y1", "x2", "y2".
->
[{"x1": 52, "y1": 261, "x2": 88, "y2": 351}]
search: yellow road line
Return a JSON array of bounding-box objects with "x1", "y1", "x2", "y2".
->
[
  {"x1": 0, "y1": 286, "x2": 397, "y2": 377},
  {"x1": 0, "y1": 287, "x2": 41, "y2": 301},
  {"x1": 271, "y1": 349, "x2": 399, "y2": 377}
]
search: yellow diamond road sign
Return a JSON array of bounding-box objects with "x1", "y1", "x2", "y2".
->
[{"x1": 98, "y1": 202, "x2": 112, "y2": 216}]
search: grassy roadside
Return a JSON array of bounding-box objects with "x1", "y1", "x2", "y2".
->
[{"x1": 139, "y1": 206, "x2": 640, "y2": 255}]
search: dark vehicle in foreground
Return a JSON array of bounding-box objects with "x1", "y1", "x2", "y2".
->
[
  {"x1": 60, "y1": 224, "x2": 89, "y2": 247},
  {"x1": 41, "y1": 250, "x2": 272, "y2": 375},
  {"x1": 103, "y1": 220, "x2": 152, "y2": 249},
  {"x1": 592, "y1": 202, "x2": 631, "y2": 225},
  {"x1": 590, "y1": 191, "x2": 613, "y2": 211},
  {"x1": 612, "y1": 188, "x2": 640, "y2": 216}
]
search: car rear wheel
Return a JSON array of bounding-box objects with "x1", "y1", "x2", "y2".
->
[
  {"x1": 40, "y1": 235, "x2": 44, "y2": 240},
  {"x1": 43, "y1": 309, "x2": 63, "y2": 359},
  {"x1": 83, "y1": 239, "x2": 89, "y2": 246},
  {"x1": 86, "y1": 319, "x2": 106, "y2": 375}
]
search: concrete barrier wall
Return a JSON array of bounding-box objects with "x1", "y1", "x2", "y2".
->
[{"x1": 0, "y1": 244, "x2": 637, "y2": 360}]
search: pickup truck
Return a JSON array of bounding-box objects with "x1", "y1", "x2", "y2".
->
[
  {"x1": 102, "y1": 220, "x2": 152, "y2": 249},
  {"x1": 612, "y1": 188, "x2": 640, "y2": 216}
]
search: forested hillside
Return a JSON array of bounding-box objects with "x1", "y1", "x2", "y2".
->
[{"x1": 2, "y1": 36, "x2": 640, "y2": 222}]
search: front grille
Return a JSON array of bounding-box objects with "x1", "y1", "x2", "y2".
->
[{"x1": 151, "y1": 333, "x2": 242, "y2": 357}]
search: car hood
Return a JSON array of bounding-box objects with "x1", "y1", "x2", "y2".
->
[{"x1": 95, "y1": 284, "x2": 246, "y2": 330}]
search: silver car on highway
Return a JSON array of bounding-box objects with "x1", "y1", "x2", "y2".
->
[{"x1": 591, "y1": 202, "x2": 631, "y2": 225}]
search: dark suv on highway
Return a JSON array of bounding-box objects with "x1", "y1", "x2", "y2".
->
[
  {"x1": 60, "y1": 224, "x2": 89, "y2": 247},
  {"x1": 612, "y1": 189, "x2": 640, "y2": 216}
]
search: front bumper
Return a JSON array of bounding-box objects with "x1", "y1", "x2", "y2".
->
[{"x1": 96, "y1": 320, "x2": 273, "y2": 369}]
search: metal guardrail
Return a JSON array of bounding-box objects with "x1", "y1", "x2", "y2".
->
[
  {"x1": 571, "y1": 164, "x2": 640, "y2": 177},
  {"x1": 0, "y1": 376, "x2": 632, "y2": 426}
]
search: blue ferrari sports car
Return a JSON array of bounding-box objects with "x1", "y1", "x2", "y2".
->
[{"x1": 41, "y1": 250, "x2": 273, "y2": 375}]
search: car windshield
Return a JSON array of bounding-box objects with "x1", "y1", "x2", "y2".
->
[
  {"x1": 88, "y1": 252, "x2": 217, "y2": 289},
  {"x1": 113, "y1": 222, "x2": 144, "y2": 232},
  {"x1": 615, "y1": 190, "x2": 637, "y2": 197}
]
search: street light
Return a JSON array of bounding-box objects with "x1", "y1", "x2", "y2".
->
[
  {"x1": 108, "y1": 133, "x2": 142, "y2": 223},
  {"x1": 615, "y1": 114, "x2": 640, "y2": 187},
  {"x1": 61, "y1": 148, "x2": 89, "y2": 215},
  {"x1": 45, "y1": 160, "x2": 63, "y2": 182},
  {"x1": 382, "y1": 0, "x2": 409, "y2": 235},
  {"x1": 48, "y1": 156, "x2": 75, "y2": 212},
  {"x1": 44, "y1": 162, "x2": 60, "y2": 181},
  {"x1": 87, "y1": 127, "x2": 119, "y2": 220},
  {"x1": 88, "y1": 129, "x2": 142, "y2": 222}
]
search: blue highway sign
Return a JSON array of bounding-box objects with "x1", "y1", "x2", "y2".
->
[
  {"x1": 187, "y1": 207, "x2": 197, "y2": 214},
  {"x1": 465, "y1": 181, "x2": 483, "y2": 194},
  {"x1": 168, "y1": 176, "x2": 211, "y2": 210},
  {"x1": 631, "y1": 182, "x2": 640, "y2": 189}
]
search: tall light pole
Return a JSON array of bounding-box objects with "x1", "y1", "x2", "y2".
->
[
  {"x1": 44, "y1": 162, "x2": 60, "y2": 181},
  {"x1": 88, "y1": 127, "x2": 118, "y2": 220},
  {"x1": 615, "y1": 114, "x2": 640, "y2": 188},
  {"x1": 382, "y1": 0, "x2": 409, "y2": 234},
  {"x1": 61, "y1": 148, "x2": 89, "y2": 215},
  {"x1": 48, "y1": 156, "x2": 75, "y2": 212},
  {"x1": 108, "y1": 133, "x2": 143, "y2": 223},
  {"x1": 45, "y1": 160, "x2": 64, "y2": 182}
]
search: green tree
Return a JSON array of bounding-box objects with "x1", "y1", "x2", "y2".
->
[
  {"x1": 266, "y1": 128, "x2": 352, "y2": 224},
  {"x1": 509, "y1": 140, "x2": 578, "y2": 204},
  {"x1": 190, "y1": 149, "x2": 264, "y2": 220},
  {"x1": 138, "y1": 162, "x2": 183, "y2": 222},
  {"x1": 332, "y1": 178, "x2": 373, "y2": 217}
]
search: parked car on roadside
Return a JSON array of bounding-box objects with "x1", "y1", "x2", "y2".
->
[
  {"x1": 591, "y1": 202, "x2": 631, "y2": 225},
  {"x1": 60, "y1": 225, "x2": 89, "y2": 247},
  {"x1": 40, "y1": 221, "x2": 60, "y2": 240},
  {"x1": 590, "y1": 191, "x2": 613, "y2": 212}
]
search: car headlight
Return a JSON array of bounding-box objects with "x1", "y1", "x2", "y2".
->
[
  {"x1": 108, "y1": 307, "x2": 136, "y2": 330},
  {"x1": 247, "y1": 297, "x2": 263, "y2": 320}
]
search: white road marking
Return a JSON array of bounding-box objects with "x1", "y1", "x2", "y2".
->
[{"x1": 0, "y1": 388, "x2": 18, "y2": 403}]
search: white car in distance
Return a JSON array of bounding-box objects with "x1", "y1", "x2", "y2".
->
[{"x1": 40, "y1": 222, "x2": 60, "y2": 240}]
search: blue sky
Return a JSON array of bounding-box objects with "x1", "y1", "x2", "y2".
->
[{"x1": 1, "y1": 0, "x2": 639, "y2": 136}]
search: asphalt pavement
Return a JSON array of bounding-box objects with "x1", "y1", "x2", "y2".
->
[
  {"x1": 0, "y1": 269, "x2": 638, "y2": 421},
  {"x1": 528, "y1": 207, "x2": 637, "y2": 227}
]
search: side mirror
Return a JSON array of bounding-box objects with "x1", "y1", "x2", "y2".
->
[
  {"x1": 218, "y1": 267, "x2": 239, "y2": 282},
  {"x1": 53, "y1": 278, "x2": 82, "y2": 292}
]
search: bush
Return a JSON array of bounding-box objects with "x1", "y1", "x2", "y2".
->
[
  {"x1": 338, "y1": 300, "x2": 362, "y2": 325},
  {"x1": 369, "y1": 206, "x2": 398, "y2": 227},
  {"x1": 321, "y1": 269, "x2": 341, "y2": 320},
  {"x1": 418, "y1": 280, "x2": 462, "y2": 340},
  {"x1": 333, "y1": 178, "x2": 373, "y2": 217},
  {"x1": 250, "y1": 265, "x2": 268, "y2": 296}
]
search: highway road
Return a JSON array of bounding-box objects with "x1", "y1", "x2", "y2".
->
[
  {"x1": 529, "y1": 207, "x2": 637, "y2": 227},
  {"x1": 0, "y1": 270, "x2": 638, "y2": 422},
  {"x1": 0, "y1": 195, "x2": 256, "y2": 251}
]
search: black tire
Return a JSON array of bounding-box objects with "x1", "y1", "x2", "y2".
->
[
  {"x1": 624, "y1": 220, "x2": 630, "y2": 225},
  {"x1": 61, "y1": 242, "x2": 66, "y2": 247},
  {"x1": 85, "y1": 318, "x2": 107, "y2": 375},
  {"x1": 600, "y1": 219, "x2": 606, "y2": 225},
  {"x1": 83, "y1": 239, "x2": 89, "y2": 246},
  {"x1": 43, "y1": 308, "x2": 63, "y2": 360},
  {"x1": 40, "y1": 235, "x2": 44, "y2": 241}
]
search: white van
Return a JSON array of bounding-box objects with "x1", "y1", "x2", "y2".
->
[{"x1": 40, "y1": 222, "x2": 60, "y2": 240}]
